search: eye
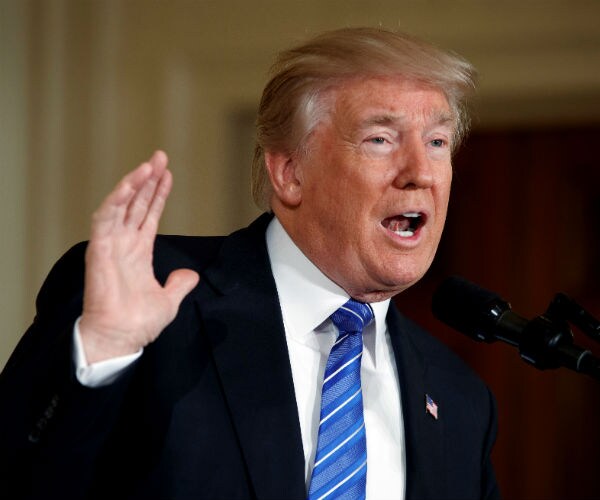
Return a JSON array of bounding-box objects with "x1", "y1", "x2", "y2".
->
[
  {"x1": 362, "y1": 132, "x2": 394, "y2": 155},
  {"x1": 430, "y1": 138, "x2": 446, "y2": 148}
]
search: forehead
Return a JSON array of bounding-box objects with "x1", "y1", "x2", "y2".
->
[{"x1": 328, "y1": 76, "x2": 454, "y2": 129}]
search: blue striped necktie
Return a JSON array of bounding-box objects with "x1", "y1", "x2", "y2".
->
[{"x1": 308, "y1": 299, "x2": 374, "y2": 500}]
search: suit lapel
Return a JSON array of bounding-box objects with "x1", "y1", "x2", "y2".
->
[
  {"x1": 191, "y1": 215, "x2": 449, "y2": 499},
  {"x1": 387, "y1": 306, "x2": 448, "y2": 500},
  {"x1": 196, "y1": 215, "x2": 306, "y2": 499}
]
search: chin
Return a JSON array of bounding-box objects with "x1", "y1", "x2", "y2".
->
[
  {"x1": 386, "y1": 259, "x2": 428, "y2": 282},
  {"x1": 385, "y1": 268, "x2": 429, "y2": 294},
  {"x1": 354, "y1": 273, "x2": 424, "y2": 302}
]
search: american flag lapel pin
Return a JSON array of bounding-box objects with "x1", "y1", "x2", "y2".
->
[{"x1": 425, "y1": 394, "x2": 439, "y2": 420}]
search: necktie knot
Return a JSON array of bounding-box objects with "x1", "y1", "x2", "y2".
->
[{"x1": 330, "y1": 299, "x2": 374, "y2": 336}]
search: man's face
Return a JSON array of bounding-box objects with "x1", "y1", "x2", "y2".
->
[{"x1": 279, "y1": 76, "x2": 454, "y2": 302}]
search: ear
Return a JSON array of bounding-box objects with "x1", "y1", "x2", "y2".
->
[{"x1": 264, "y1": 150, "x2": 303, "y2": 207}]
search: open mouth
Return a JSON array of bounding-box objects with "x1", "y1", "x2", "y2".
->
[{"x1": 381, "y1": 212, "x2": 426, "y2": 238}]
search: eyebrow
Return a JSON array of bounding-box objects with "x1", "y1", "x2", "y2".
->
[{"x1": 361, "y1": 111, "x2": 456, "y2": 129}]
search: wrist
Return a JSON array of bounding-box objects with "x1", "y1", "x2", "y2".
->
[{"x1": 79, "y1": 316, "x2": 142, "y2": 364}]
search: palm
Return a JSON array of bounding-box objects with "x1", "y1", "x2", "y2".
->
[{"x1": 79, "y1": 151, "x2": 199, "y2": 363}]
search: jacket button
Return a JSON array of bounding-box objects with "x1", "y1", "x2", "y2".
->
[{"x1": 28, "y1": 394, "x2": 60, "y2": 443}]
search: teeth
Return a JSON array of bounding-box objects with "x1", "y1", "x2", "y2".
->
[{"x1": 382, "y1": 212, "x2": 422, "y2": 238}]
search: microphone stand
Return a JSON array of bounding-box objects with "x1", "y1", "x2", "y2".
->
[{"x1": 517, "y1": 294, "x2": 600, "y2": 381}]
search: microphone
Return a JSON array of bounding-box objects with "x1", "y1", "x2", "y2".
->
[
  {"x1": 432, "y1": 276, "x2": 600, "y2": 379},
  {"x1": 431, "y1": 276, "x2": 526, "y2": 346}
]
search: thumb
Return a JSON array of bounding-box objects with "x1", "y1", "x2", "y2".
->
[{"x1": 164, "y1": 269, "x2": 200, "y2": 308}]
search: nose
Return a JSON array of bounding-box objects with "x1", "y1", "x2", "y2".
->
[{"x1": 392, "y1": 137, "x2": 435, "y2": 190}]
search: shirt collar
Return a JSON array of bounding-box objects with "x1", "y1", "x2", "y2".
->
[{"x1": 265, "y1": 217, "x2": 390, "y2": 345}]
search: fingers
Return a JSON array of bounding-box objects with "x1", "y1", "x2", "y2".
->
[
  {"x1": 164, "y1": 269, "x2": 201, "y2": 309},
  {"x1": 139, "y1": 168, "x2": 172, "y2": 236},
  {"x1": 130, "y1": 150, "x2": 173, "y2": 235},
  {"x1": 123, "y1": 151, "x2": 170, "y2": 229},
  {"x1": 90, "y1": 151, "x2": 170, "y2": 239}
]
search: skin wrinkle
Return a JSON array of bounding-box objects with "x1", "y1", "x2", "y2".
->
[
  {"x1": 301, "y1": 79, "x2": 457, "y2": 162},
  {"x1": 270, "y1": 76, "x2": 454, "y2": 304}
]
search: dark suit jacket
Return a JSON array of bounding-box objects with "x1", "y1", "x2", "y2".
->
[{"x1": 0, "y1": 214, "x2": 499, "y2": 500}]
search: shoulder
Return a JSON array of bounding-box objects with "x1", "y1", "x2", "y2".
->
[
  {"x1": 35, "y1": 214, "x2": 275, "y2": 315},
  {"x1": 151, "y1": 234, "x2": 225, "y2": 283},
  {"x1": 35, "y1": 235, "x2": 226, "y2": 317}
]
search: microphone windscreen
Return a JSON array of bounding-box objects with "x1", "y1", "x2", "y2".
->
[{"x1": 432, "y1": 276, "x2": 506, "y2": 342}]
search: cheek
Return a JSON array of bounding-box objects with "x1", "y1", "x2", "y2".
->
[
  {"x1": 435, "y1": 167, "x2": 452, "y2": 211},
  {"x1": 431, "y1": 190, "x2": 451, "y2": 245},
  {"x1": 335, "y1": 183, "x2": 381, "y2": 235},
  {"x1": 441, "y1": 184, "x2": 452, "y2": 217},
  {"x1": 310, "y1": 168, "x2": 364, "y2": 217}
]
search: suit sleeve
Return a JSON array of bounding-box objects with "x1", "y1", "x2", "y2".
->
[{"x1": 0, "y1": 242, "x2": 137, "y2": 500}]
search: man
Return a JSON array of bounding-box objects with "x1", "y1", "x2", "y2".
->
[{"x1": 0, "y1": 28, "x2": 499, "y2": 499}]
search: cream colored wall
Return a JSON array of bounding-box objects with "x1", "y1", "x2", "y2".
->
[
  {"x1": 2, "y1": 0, "x2": 600, "y2": 369},
  {"x1": 1, "y1": 0, "x2": 29, "y2": 370}
]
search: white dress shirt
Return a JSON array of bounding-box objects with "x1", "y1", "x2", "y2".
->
[
  {"x1": 266, "y1": 218, "x2": 405, "y2": 499},
  {"x1": 74, "y1": 216, "x2": 406, "y2": 499}
]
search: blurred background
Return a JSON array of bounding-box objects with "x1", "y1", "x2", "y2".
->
[{"x1": 1, "y1": 0, "x2": 599, "y2": 498}]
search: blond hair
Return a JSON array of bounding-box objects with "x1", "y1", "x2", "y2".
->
[{"x1": 252, "y1": 27, "x2": 476, "y2": 210}]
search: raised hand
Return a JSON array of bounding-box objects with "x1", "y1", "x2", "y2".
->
[{"x1": 78, "y1": 151, "x2": 200, "y2": 364}]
